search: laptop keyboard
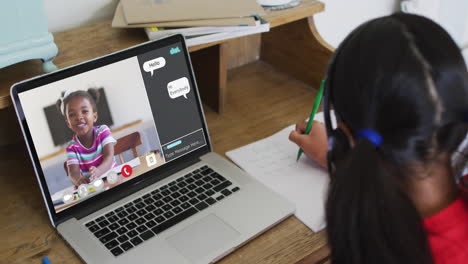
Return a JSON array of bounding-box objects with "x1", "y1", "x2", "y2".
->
[{"x1": 84, "y1": 165, "x2": 240, "y2": 257}]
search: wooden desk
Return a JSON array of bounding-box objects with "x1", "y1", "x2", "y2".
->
[
  {"x1": 0, "y1": 61, "x2": 330, "y2": 263},
  {"x1": 0, "y1": 1, "x2": 332, "y2": 262}
]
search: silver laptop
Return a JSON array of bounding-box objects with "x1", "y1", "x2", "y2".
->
[{"x1": 10, "y1": 34, "x2": 294, "y2": 264}]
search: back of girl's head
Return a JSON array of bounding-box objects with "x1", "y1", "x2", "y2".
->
[
  {"x1": 56, "y1": 88, "x2": 101, "y2": 117},
  {"x1": 325, "y1": 13, "x2": 468, "y2": 264}
]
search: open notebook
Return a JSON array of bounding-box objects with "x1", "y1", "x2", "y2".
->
[{"x1": 226, "y1": 113, "x2": 333, "y2": 232}]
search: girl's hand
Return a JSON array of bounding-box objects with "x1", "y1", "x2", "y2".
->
[
  {"x1": 89, "y1": 166, "x2": 101, "y2": 180},
  {"x1": 68, "y1": 164, "x2": 90, "y2": 186},
  {"x1": 72, "y1": 175, "x2": 90, "y2": 186},
  {"x1": 288, "y1": 120, "x2": 328, "y2": 168}
]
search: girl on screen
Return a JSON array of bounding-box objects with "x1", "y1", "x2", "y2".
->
[{"x1": 56, "y1": 88, "x2": 117, "y2": 187}]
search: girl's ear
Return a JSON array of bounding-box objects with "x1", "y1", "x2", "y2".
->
[{"x1": 93, "y1": 112, "x2": 98, "y2": 123}]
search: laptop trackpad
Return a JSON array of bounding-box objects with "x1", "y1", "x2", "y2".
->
[{"x1": 167, "y1": 214, "x2": 240, "y2": 262}]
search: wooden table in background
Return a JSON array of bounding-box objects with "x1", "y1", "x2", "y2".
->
[{"x1": 0, "y1": 0, "x2": 332, "y2": 263}]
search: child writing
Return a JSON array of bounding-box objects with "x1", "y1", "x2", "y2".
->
[
  {"x1": 56, "y1": 88, "x2": 117, "y2": 187},
  {"x1": 289, "y1": 14, "x2": 468, "y2": 264}
]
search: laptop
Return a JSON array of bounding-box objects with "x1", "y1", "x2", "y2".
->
[{"x1": 10, "y1": 34, "x2": 294, "y2": 264}]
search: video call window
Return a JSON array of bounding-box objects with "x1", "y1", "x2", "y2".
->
[
  {"x1": 19, "y1": 57, "x2": 166, "y2": 213},
  {"x1": 18, "y1": 42, "x2": 207, "y2": 213}
]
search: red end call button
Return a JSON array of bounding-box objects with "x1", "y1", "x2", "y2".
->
[{"x1": 121, "y1": 165, "x2": 133, "y2": 178}]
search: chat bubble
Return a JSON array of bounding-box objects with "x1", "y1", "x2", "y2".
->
[
  {"x1": 143, "y1": 57, "x2": 166, "y2": 76},
  {"x1": 167, "y1": 77, "x2": 190, "y2": 99}
]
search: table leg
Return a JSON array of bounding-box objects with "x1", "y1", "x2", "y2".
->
[
  {"x1": 261, "y1": 17, "x2": 333, "y2": 89},
  {"x1": 41, "y1": 57, "x2": 58, "y2": 73},
  {"x1": 190, "y1": 43, "x2": 227, "y2": 114}
]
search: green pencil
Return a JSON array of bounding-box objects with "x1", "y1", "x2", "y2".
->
[{"x1": 296, "y1": 79, "x2": 325, "y2": 161}]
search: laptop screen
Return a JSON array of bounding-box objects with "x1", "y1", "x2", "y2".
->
[{"x1": 15, "y1": 36, "x2": 208, "y2": 214}]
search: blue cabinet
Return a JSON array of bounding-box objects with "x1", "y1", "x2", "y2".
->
[{"x1": 0, "y1": 0, "x2": 58, "y2": 72}]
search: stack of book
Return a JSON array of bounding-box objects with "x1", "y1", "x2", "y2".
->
[{"x1": 112, "y1": 0, "x2": 269, "y2": 47}]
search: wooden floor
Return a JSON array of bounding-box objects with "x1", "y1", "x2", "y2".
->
[{"x1": 0, "y1": 61, "x2": 329, "y2": 264}]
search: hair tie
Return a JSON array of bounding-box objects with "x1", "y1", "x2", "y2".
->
[{"x1": 356, "y1": 129, "x2": 382, "y2": 147}]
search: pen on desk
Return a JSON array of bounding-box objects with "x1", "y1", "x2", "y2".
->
[{"x1": 296, "y1": 79, "x2": 325, "y2": 161}]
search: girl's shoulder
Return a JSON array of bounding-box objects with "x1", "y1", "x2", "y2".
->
[
  {"x1": 65, "y1": 136, "x2": 79, "y2": 150},
  {"x1": 423, "y1": 188, "x2": 468, "y2": 264},
  {"x1": 94, "y1": 125, "x2": 115, "y2": 145},
  {"x1": 423, "y1": 188, "x2": 468, "y2": 229},
  {"x1": 95, "y1": 124, "x2": 110, "y2": 132},
  {"x1": 94, "y1": 125, "x2": 112, "y2": 137}
]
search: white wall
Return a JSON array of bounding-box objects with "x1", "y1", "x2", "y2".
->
[
  {"x1": 44, "y1": 0, "x2": 119, "y2": 32},
  {"x1": 401, "y1": 0, "x2": 468, "y2": 64},
  {"x1": 314, "y1": 0, "x2": 399, "y2": 48},
  {"x1": 19, "y1": 57, "x2": 155, "y2": 157}
]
